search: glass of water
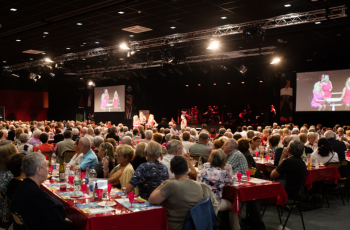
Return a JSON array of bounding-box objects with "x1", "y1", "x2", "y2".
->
[{"x1": 121, "y1": 187, "x2": 127, "y2": 204}]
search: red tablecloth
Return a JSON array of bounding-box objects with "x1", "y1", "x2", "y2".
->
[
  {"x1": 222, "y1": 180, "x2": 288, "y2": 214},
  {"x1": 304, "y1": 166, "x2": 341, "y2": 190},
  {"x1": 41, "y1": 180, "x2": 168, "y2": 230}
]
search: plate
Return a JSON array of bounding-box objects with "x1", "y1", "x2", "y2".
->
[{"x1": 98, "y1": 201, "x2": 116, "y2": 207}]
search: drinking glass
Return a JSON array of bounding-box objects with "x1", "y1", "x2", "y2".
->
[
  {"x1": 128, "y1": 192, "x2": 135, "y2": 208},
  {"x1": 121, "y1": 187, "x2": 127, "y2": 204},
  {"x1": 237, "y1": 173, "x2": 242, "y2": 184},
  {"x1": 49, "y1": 166, "x2": 54, "y2": 175},
  {"x1": 96, "y1": 188, "x2": 103, "y2": 201},
  {"x1": 303, "y1": 157, "x2": 308, "y2": 165},
  {"x1": 68, "y1": 176, "x2": 74, "y2": 184},
  {"x1": 108, "y1": 184, "x2": 113, "y2": 197},
  {"x1": 265, "y1": 154, "x2": 270, "y2": 163},
  {"x1": 81, "y1": 184, "x2": 87, "y2": 195},
  {"x1": 254, "y1": 152, "x2": 259, "y2": 158},
  {"x1": 102, "y1": 191, "x2": 109, "y2": 209},
  {"x1": 246, "y1": 170, "x2": 251, "y2": 181}
]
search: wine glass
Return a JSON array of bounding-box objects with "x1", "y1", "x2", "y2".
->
[
  {"x1": 237, "y1": 173, "x2": 242, "y2": 184},
  {"x1": 128, "y1": 192, "x2": 135, "y2": 208},
  {"x1": 102, "y1": 191, "x2": 109, "y2": 209},
  {"x1": 121, "y1": 187, "x2": 127, "y2": 204}
]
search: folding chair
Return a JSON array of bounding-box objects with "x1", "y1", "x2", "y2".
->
[{"x1": 63, "y1": 151, "x2": 76, "y2": 163}]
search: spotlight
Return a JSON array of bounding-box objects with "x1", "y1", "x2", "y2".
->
[
  {"x1": 241, "y1": 82, "x2": 245, "y2": 84},
  {"x1": 220, "y1": 65, "x2": 228, "y2": 71},
  {"x1": 284, "y1": 4, "x2": 291, "y2": 7},
  {"x1": 198, "y1": 84, "x2": 201, "y2": 86},
  {"x1": 227, "y1": 82, "x2": 231, "y2": 85},
  {"x1": 161, "y1": 49, "x2": 174, "y2": 63},
  {"x1": 239, "y1": 65, "x2": 248, "y2": 74},
  {"x1": 186, "y1": 85, "x2": 189, "y2": 87},
  {"x1": 10, "y1": 8, "x2": 17, "y2": 11},
  {"x1": 12, "y1": 74, "x2": 19, "y2": 77},
  {"x1": 119, "y1": 43, "x2": 130, "y2": 50},
  {"x1": 259, "y1": 80, "x2": 263, "y2": 83},
  {"x1": 50, "y1": 73, "x2": 55, "y2": 77},
  {"x1": 270, "y1": 58, "x2": 281, "y2": 64},
  {"x1": 213, "y1": 83, "x2": 216, "y2": 85},
  {"x1": 221, "y1": 17, "x2": 227, "y2": 19},
  {"x1": 76, "y1": 23, "x2": 83, "y2": 26},
  {"x1": 45, "y1": 58, "x2": 53, "y2": 63},
  {"x1": 207, "y1": 40, "x2": 219, "y2": 50},
  {"x1": 88, "y1": 81, "x2": 94, "y2": 86}
]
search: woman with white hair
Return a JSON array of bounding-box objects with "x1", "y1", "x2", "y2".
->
[
  {"x1": 29, "y1": 130, "x2": 42, "y2": 147},
  {"x1": 341, "y1": 77, "x2": 350, "y2": 108},
  {"x1": 311, "y1": 81, "x2": 326, "y2": 111},
  {"x1": 140, "y1": 130, "x2": 153, "y2": 144},
  {"x1": 320, "y1": 74, "x2": 332, "y2": 103},
  {"x1": 0, "y1": 129, "x2": 8, "y2": 142}
]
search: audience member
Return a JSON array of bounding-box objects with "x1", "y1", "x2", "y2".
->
[
  {"x1": 35, "y1": 133, "x2": 54, "y2": 152},
  {"x1": 131, "y1": 142, "x2": 147, "y2": 170},
  {"x1": 6, "y1": 154, "x2": 25, "y2": 199},
  {"x1": 311, "y1": 138, "x2": 339, "y2": 164},
  {"x1": 324, "y1": 130, "x2": 346, "y2": 160},
  {"x1": 78, "y1": 137, "x2": 98, "y2": 171},
  {"x1": 67, "y1": 138, "x2": 83, "y2": 167},
  {"x1": 222, "y1": 139, "x2": 248, "y2": 175},
  {"x1": 189, "y1": 133, "x2": 211, "y2": 163}
]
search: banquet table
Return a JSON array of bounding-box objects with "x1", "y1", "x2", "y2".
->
[
  {"x1": 222, "y1": 179, "x2": 288, "y2": 214},
  {"x1": 41, "y1": 179, "x2": 168, "y2": 230},
  {"x1": 255, "y1": 162, "x2": 342, "y2": 190}
]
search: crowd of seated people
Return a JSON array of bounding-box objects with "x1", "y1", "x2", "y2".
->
[{"x1": 0, "y1": 119, "x2": 349, "y2": 230}]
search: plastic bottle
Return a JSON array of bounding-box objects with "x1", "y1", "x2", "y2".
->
[
  {"x1": 89, "y1": 167, "x2": 97, "y2": 196},
  {"x1": 198, "y1": 156, "x2": 203, "y2": 170},
  {"x1": 74, "y1": 163, "x2": 81, "y2": 191},
  {"x1": 51, "y1": 152, "x2": 57, "y2": 169}
]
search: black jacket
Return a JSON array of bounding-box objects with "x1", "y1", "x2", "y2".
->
[
  {"x1": 11, "y1": 178, "x2": 74, "y2": 230},
  {"x1": 54, "y1": 134, "x2": 64, "y2": 143}
]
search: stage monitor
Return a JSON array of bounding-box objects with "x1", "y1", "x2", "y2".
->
[
  {"x1": 296, "y1": 69, "x2": 350, "y2": 111},
  {"x1": 94, "y1": 85, "x2": 125, "y2": 112}
]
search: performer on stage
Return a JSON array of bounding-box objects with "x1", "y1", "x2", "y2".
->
[
  {"x1": 139, "y1": 112, "x2": 146, "y2": 125},
  {"x1": 203, "y1": 106, "x2": 216, "y2": 123},
  {"x1": 181, "y1": 114, "x2": 187, "y2": 129},
  {"x1": 147, "y1": 114, "x2": 157, "y2": 127},
  {"x1": 341, "y1": 77, "x2": 350, "y2": 109},
  {"x1": 269, "y1": 105, "x2": 276, "y2": 124},
  {"x1": 280, "y1": 80, "x2": 293, "y2": 122},
  {"x1": 101, "y1": 89, "x2": 109, "y2": 110},
  {"x1": 133, "y1": 115, "x2": 140, "y2": 129},
  {"x1": 311, "y1": 82, "x2": 326, "y2": 111},
  {"x1": 321, "y1": 74, "x2": 332, "y2": 108},
  {"x1": 113, "y1": 91, "x2": 119, "y2": 109}
]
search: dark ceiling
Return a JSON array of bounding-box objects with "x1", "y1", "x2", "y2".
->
[{"x1": 0, "y1": 0, "x2": 350, "y2": 72}]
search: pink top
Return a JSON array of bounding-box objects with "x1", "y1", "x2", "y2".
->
[
  {"x1": 101, "y1": 93, "x2": 109, "y2": 109},
  {"x1": 342, "y1": 88, "x2": 350, "y2": 104},
  {"x1": 311, "y1": 91, "x2": 324, "y2": 108},
  {"x1": 322, "y1": 82, "x2": 332, "y2": 98},
  {"x1": 147, "y1": 120, "x2": 155, "y2": 126},
  {"x1": 113, "y1": 97, "x2": 119, "y2": 108},
  {"x1": 140, "y1": 116, "x2": 146, "y2": 124}
]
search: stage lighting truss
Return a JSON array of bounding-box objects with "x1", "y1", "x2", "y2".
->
[
  {"x1": 76, "y1": 46, "x2": 277, "y2": 75},
  {"x1": 4, "y1": 5, "x2": 346, "y2": 72}
]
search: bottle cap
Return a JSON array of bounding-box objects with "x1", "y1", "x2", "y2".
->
[{"x1": 91, "y1": 167, "x2": 94, "y2": 169}]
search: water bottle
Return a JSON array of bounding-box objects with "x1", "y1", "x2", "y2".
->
[
  {"x1": 85, "y1": 166, "x2": 90, "y2": 184},
  {"x1": 51, "y1": 152, "x2": 57, "y2": 169},
  {"x1": 198, "y1": 156, "x2": 203, "y2": 170},
  {"x1": 89, "y1": 167, "x2": 97, "y2": 196},
  {"x1": 74, "y1": 163, "x2": 81, "y2": 191}
]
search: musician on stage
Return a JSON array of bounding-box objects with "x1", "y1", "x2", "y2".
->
[
  {"x1": 203, "y1": 106, "x2": 216, "y2": 124},
  {"x1": 190, "y1": 106, "x2": 199, "y2": 123}
]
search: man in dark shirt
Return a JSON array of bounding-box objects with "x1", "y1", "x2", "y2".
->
[
  {"x1": 7, "y1": 126, "x2": 16, "y2": 141},
  {"x1": 271, "y1": 140, "x2": 307, "y2": 200},
  {"x1": 157, "y1": 118, "x2": 168, "y2": 130},
  {"x1": 6, "y1": 154, "x2": 25, "y2": 199},
  {"x1": 213, "y1": 128, "x2": 226, "y2": 140},
  {"x1": 274, "y1": 136, "x2": 293, "y2": 166},
  {"x1": 325, "y1": 130, "x2": 346, "y2": 160},
  {"x1": 138, "y1": 125, "x2": 145, "y2": 139},
  {"x1": 11, "y1": 153, "x2": 74, "y2": 230},
  {"x1": 106, "y1": 126, "x2": 119, "y2": 143}
]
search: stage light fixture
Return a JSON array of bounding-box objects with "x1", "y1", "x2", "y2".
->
[
  {"x1": 239, "y1": 65, "x2": 248, "y2": 74},
  {"x1": 118, "y1": 11, "x2": 124, "y2": 14},
  {"x1": 10, "y1": 8, "x2": 17, "y2": 11},
  {"x1": 3, "y1": 61, "x2": 6, "y2": 63},
  {"x1": 241, "y1": 82, "x2": 245, "y2": 84},
  {"x1": 260, "y1": 80, "x2": 263, "y2": 83},
  {"x1": 50, "y1": 73, "x2": 55, "y2": 77},
  {"x1": 270, "y1": 58, "x2": 281, "y2": 64},
  {"x1": 45, "y1": 58, "x2": 53, "y2": 63},
  {"x1": 76, "y1": 23, "x2": 83, "y2": 25},
  {"x1": 315, "y1": 21, "x2": 321, "y2": 24},
  {"x1": 227, "y1": 82, "x2": 231, "y2": 85},
  {"x1": 170, "y1": 27, "x2": 176, "y2": 29},
  {"x1": 284, "y1": 4, "x2": 291, "y2": 7},
  {"x1": 186, "y1": 85, "x2": 189, "y2": 87},
  {"x1": 95, "y1": 42, "x2": 99, "y2": 44},
  {"x1": 221, "y1": 17, "x2": 227, "y2": 19},
  {"x1": 207, "y1": 40, "x2": 219, "y2": 50},
  {"x1": 198, "y1": 84, "x2": 201, "y2": 86},
  {"x1": 119, "y1": 43, "x2": 130, "y2": 50},
  {"x1": 42, "y1": 53, "x2": 46, "y2": 55},
  {"x1": 129, "y1": 35, "x2": 134, "y2": 37},
  {"x1": 29, "y1": 73, "x2": 41, "y2": 82},
  {"x1": 213, "y1": 83, "x2": 216, "y2": 85},
  {"x1": 88, "y1": 81, "x2": 94, "y2": 86},
  {"x1": 12, "y1": 74, "x2": 19, "y2": 77},
  {"x1": 16, "y1": 40, "x2": 21, "y2": 42},
  {"x1": 66, "y1": 48, "x2": 70, "y2": 50}
]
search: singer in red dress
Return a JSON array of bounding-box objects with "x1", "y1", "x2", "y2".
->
[
  {"x1": 101, "y1": 89, "x2": 109, "y2": 110},
  {"x1": 113, "y1": 91, "x2": 119, "y2": 109}
]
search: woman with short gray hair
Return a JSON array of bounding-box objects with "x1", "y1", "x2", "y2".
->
[
  {"x1": 11, "y1": 153, "x2": 74, "y2": 230},
  {"x1": 140, "y1": 130, "x2": 153, "y2": 144},
  {"x1": 198, "y1": 149, "x2": 239, "y2": 230},
  {"x1": 18, "y1": 133, "x2": 34, "y2": 155}
]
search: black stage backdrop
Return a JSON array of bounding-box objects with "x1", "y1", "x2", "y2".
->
[{"x1": 2, "y1": 54, "x2": 350, "y2": 127}]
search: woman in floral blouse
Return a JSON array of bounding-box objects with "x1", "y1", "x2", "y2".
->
[
  {"x1": 0, "y1": 141, "x2": 17, "y2": 223},
  {"x1": 198, "y1": 149, "x2": 240, "y2": 230}
]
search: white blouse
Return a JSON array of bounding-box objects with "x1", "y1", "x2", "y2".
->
[
  {"x1": 311, "y1": 149, "x2": 339, "y2": 164},
  {"x1": 67, "y1": 153, "x2": 84, "y2": 166}
]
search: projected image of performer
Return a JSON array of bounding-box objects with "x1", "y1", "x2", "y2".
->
[
  {"x1": 190, "y1": 106, "x2": 199, "y2": 123},
  {"x1": 269, "y1": 105, "x2": 276, "y2": 123},
  {"x1": 321, "y1": 75, "x2": 332, "y2": 103},
  {"x1": 311, "y1": 82, "x2": 326, "y2": 111},
  {"x1": 280, "y1": 80, "x2": 293, "y2": 122},
  {"x1": 101, "y1": 89, "x2": 109, "y2": 110},
  {"x1": 181, "y1": 114, "x2": 187, "y2": 129},
  {"x1": 139, "y1": 112, "x2": 146, "y2": 125},
  {"x1": 113, "y1": 91, "x2": 119, "y2": 109},
  {"x1": 341, "y1": 77, "x2": 350, "y2": 109}
]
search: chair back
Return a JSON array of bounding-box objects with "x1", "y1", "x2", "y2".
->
[
  {"x1": 192, "y1": 156, "x2": 200, "y2": 162},
  {"x1": 326, "y1": 162, "x2": 342, "y2": 168},
  {"x1": 248, "y1": 162, "x2": 253, "y2": 168},
  {"x1": 248, "y1": 168, "x2": 256, "y2": 177},
  {"x1": 182, "y1": 196, "x2": 217, "y2": 230},
  {"x1": 63, "y1": 151, "x2": 76, "y2": 163},
  {"x1": 41, "y1": 152, "x2": 51, "y2": 162}
]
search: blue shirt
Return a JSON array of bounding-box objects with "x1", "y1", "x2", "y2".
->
[
  {"x1": 129, "y1": 160, "x2": 169, "y2": 199},
  {"x1": 79, "y1": 149, "x2": 98, "y2": 171}
]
